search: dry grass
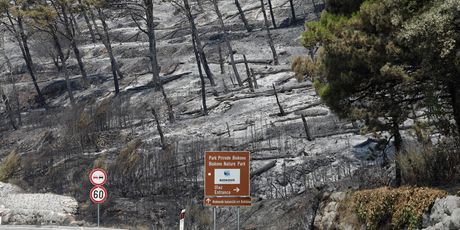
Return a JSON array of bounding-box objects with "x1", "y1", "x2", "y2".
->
[
  {"x1": 115, "y1": 138, "x2": 142, "y2": 174},
  {"x1": 291, "y1": 56, "x2": 319, "y2": 82},
  {"x1": 397, "y1": 138, "x2": 460, "y2": 186},
  {"x1": 353, "y1": 187, "x2": 447, "y2": 229},
  {"x1": 0, "y1": 149, "x2": 21, "y2": 182}
]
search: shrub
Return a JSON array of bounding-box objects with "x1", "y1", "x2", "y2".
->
[
  {"x1": 354, "y1": 187, "x2": 447, "y2": 229},
  {"x1": 398, "y1": 138, "x2": 460, "y2": 186},
  {"x1": 0, "y1": 150, "x2": 21, "y2": 182},
  {"x1": 115, "y1": 138, "x2": 142, "y2": 174},
  {"x1": 291, "y1": 56, "x2": 319, "y2": 82},
  {"x1": 326, "y1": 0, "x2": 364, "y2": 15}
]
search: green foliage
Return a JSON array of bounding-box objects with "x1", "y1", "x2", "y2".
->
[
  {"x1": 326, "y1": 0, "x2": 364, "y2": 15},
  {"x1": 300, "y1": 0, "x2": 460, "y2": 136},
  {"x1": 0, "y1": 150, "x2": 21, "y2": 182},
  {"x1": 354, "y1": 187, "x2": 447, "y2": 229},
  {"x1": 301, "y1": 12, "x2": 350, "y2": 48}
]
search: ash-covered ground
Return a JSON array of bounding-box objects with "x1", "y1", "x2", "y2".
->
[{"x1": 0, "y1": 0, "x2": 397, "y2": 229}]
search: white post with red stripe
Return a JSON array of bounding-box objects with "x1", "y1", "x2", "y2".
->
[{"x1": 179, "y1": 209, "x2": 186, "y2": 230}]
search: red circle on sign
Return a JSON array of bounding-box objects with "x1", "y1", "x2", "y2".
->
[
  {"x1": 90, "y1": 185, "x2": 108, "y2": 204},
  {"x1": 89, "y1": 168, "x2": 107, "y2": 186}
]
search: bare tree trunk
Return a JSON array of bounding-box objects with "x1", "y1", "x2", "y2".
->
[
  {"x1": 16, "y1": 16, "x2": 47, "y2": 107},
  {"x1": 234, "y1": 0, "x2": 252, "y2": 32},
  {"x1": 267, "y1": 0, "x2": 276, "y2": 28},
  {"x1": 145, "y1": 0, "x2": 174, "y2": 123},
  {"x1": 70, "y1": 11, "x2": 81, "y2": 35},
  {"x1": 301, "y1": 114, "x2": 312, "y2": 141},
  {"x1": 59, "y1": 2, "x2": 89, "y2": 85},
  {"x1": 273, "y1": 84, "x2": 285, "y2": 116},
  {"x1": 0, "y1": 34, "x2": 21, "y2": 125},
  {"x1": 192, "y1": 35, "x2": 207, "y2": 115},
  {"x1": 243, "y1": 55, "x2": 254, "y2": 92},
  {"x1": 212, "y1": 0, "x2": 243, "y2": 86},
  {"x1": 392, "y1": 118, "x2": 402, "y2": 187},
  {"x1": 183, "y1": 0, "x2": 216, "y2": 86},
  {"x1": 151, "y1": 107, "x2": 166, "y2": 149},
  {"x1": 218, "y1": 44, "x2": 225, "y2": 74},
  {"x1": 97, "y1": 8, "x2": 121, "y2": 95},
  {"x1": 260, "y1": 0, "x2": 279, "y2": 65},
  {"x1": 0, "y1": 86, "x2": 17, "y2": 130},
  {"x1": 50, "y1": 27, "x2": 75, "y2": 106},
  {"x1": 289, "y1": 0, "x2": 296, "y2": 22},
  {"x1": 78, "y1": 0, "x2": 97, "y2": 43},
  {"x1": 88, "y1": 8, "x2": 124, "y2": 80},
  {"x1": 251, "y1": 68, "x2": 258, "y2": 89}
]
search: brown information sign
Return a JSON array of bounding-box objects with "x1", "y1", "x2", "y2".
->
[
  {"x1": 205, "y1": 151, "x2": 250, "y2": 197},
  {"x1": 204, "y1": 197, "x2": 252, "y2": 207}
]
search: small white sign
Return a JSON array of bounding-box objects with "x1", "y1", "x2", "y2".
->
[
  {"x1": 214, "y1": 169, "x2": 240, "y2": 184},
  {"x1": 89, "y1": 168, "x2": 107, "y2": 186}
]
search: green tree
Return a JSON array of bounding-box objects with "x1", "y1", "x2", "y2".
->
[
  {"x1": 299, "y1": 0, "x2": 460, "y2": 185},
  {"x1": 0, "y1": 0, "x2": 47, "y2": 107}
]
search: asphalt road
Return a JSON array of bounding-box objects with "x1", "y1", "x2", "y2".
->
[{"x1": 0, "y1": 226, "x2": 126, "y2": 230}]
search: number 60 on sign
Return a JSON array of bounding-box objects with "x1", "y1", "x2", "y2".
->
[{"x1": 90, "y1": 185, "x2": 108, "y2": 204}]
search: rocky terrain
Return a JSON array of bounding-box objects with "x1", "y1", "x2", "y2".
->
[{"x1": 1, "y1": 0, "x2": 457, "y2": 229}]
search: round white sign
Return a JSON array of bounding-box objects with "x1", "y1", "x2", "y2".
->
[
  {"x1": 89, "y1": 168, "x2": 107, "y2": 186},
  {"x1": 90, "y1": 186, "x2": 108, "y2": 204}
]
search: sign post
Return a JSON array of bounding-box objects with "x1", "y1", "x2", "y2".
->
[
  {"x1": 204, "y1": 151, "x2": 251, "y2": 230},
  {"x1": 89, "y1": 168, "x2": 108, "y2": 227},
  {"x1": 179, "y1": 209, "x2": 186, "y2": 230}
]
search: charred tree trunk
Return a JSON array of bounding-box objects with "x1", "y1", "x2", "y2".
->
[
  {"x1": 234, "y1": 0, "x2": 252, "y2": 32},
  {"x1": 145, "y1": 0, "x2": 174, "y2": 123},
  {"x1": 78, "y1": 0, "x2": 97, "y2": 43},
  {"x1": 267, "y1": 0, "x2": 276, "y2": 28},
  {"x1": 192, "y1": 35, "x2": 207, "y2": 115},
  {"x1": 251, "y1": 68, "x2": 258, "y2": 89},
  {"x1": 260, "y1": 0, "x2": 279, "y2": 65},
  {"x1": 218, "y1": 44, "x2": 225, "y2": 74},
  {"x1": 243, "y1": 55, "x2": 254, "y2": 92},
  {"x1": 183, "y1": 0, "x2": 216, "y2": 86},
  {"x1": 212, "y1": 0, "x2": 243, "y2": 86},
  {"x1": 392, "y1": 118, "x2": 402, "y2": 187},
  {"x1": 151, "y1": 107, "x2": 166, "y2": 149},
  {"x1": 0, "y1": 35, "x2": 21, "y2": 125},
  {"x1": 97, "y1": 8, "x2": 121, "y2": 95},
  {"x1": 50, "y1": 27, "x2": 75, "y2": 105},
  {"x1": 273, "y1": 84, "x2": 285, "y2": 116},
  {"x1": 0, "y1": 86, "x2": 17, "y2": 130},
  {"x1": 59, "y1": 2, "x2": 88, "y2": 85},
  {"x1": 289, "y1": 0, "x2": 296, "y2": 22},
  {"x1": 301, "y1": 114, "x2": 312, "y2": 141},
  {"x1": 16, "y1": 15, "x2": 47, "y2": 107},
  {"x1": 70, "y1": 11, "x2": 81, "y2": 35},
  {"x1": 88, "y1": 8, "x2": 124, "y2": 80}
]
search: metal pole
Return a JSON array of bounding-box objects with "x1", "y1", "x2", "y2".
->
[
  {"x1": 97, "y1": 204, "x2": 100, "y2": 227},
  {"x1": 213, "y1": 207, "x2": 216, "y2": 230},
  {"x1": 237, "y1": 207, "x2": 240, "y2": 230}
]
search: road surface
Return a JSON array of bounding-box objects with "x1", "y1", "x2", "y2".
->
[{"x1": 0, "y1": 226, "x2": 126, "y2": 230}]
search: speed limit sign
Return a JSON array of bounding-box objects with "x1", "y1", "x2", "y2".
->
[{"x1": 90, "y1": 185, "x2": 108, "y2": 204}]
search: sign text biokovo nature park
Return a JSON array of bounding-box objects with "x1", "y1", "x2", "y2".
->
[{"x1": 204, "y1": 151, "x2": 251, "y2": 206}]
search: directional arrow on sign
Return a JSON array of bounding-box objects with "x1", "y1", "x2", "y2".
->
[
  {"x1": 206, "y1": 198, "x2": 211, "y2": 204},
  {"x1": 233, "y1": 187, "x2": 240, "y2": 193}
]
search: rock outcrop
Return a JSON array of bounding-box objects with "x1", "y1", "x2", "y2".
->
[
  {"x1": 0, "y1": 182, "x2": 78, "y2": 225},
  {"x1": 423, "y1": 196, "x2": 460, "y2": 230}
]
